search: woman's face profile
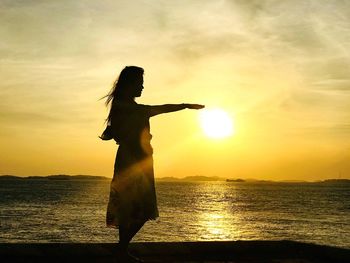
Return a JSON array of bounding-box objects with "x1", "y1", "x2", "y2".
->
[{"x1": 132, "y1": 75, "x2": 144, "y2": 98}]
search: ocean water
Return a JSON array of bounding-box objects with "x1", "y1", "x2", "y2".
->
[{"x1": 0, "y1": 179, "x2": 349, "y2": 249}]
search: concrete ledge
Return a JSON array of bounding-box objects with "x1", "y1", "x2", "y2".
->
[{"x1": 0, "y1": 240, "x2": 349, "y2": 262}]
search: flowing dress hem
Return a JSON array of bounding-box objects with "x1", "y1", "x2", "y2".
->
[{"x1": 106, "y1": 215, "x2": 159, "y2": 228}]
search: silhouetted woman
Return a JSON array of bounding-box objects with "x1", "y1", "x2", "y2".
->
[{"x1": 101, "y1": 66, "x2": 204, "y2": 261}]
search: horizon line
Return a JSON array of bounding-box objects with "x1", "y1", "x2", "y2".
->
[{"x1": 0, "y1": 174, "x2": 349, "y2": 183}]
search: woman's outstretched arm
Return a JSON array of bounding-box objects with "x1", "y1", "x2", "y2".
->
[{"x1": 147, "y1": 104, "x2": 204, "y2": 117}]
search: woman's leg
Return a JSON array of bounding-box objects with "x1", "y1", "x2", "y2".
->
[{"x1": 119, "y1": 221, "x2": 145, "y2": 252}]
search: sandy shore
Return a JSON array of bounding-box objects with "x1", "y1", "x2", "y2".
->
[{"x1": 0, "y1": 240, "x2": 349, "y2": 262}]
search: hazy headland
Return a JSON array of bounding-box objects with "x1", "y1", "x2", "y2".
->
[{"x1": 1, "y1": 174, "x2": 349, "y2": 184}]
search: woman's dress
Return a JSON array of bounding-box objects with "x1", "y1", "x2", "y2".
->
[{"x1": 106, "y1": 102, "x2": 159, "y2": 227}]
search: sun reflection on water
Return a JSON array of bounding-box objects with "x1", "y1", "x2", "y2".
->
[
  {"x1": 191, "y1": 182, "x2": 243, "y2": 241},
  {"x1": 202, "y1": 213, "x2": 225, "y2": 236}
]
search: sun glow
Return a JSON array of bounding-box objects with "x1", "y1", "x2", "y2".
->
[{"x1": 199, "y1": 108, "x2": 234, "y2": 139}]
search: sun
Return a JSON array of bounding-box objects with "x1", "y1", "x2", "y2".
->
[{"x1": 199, "y1": 108, "x2": 234, "y2": 139}]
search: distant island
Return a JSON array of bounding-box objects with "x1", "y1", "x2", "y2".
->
[
  {"x1": 156, "y1": 177, "x2": 277, "y2": 183},
  {"x1": 157, "y1": 176, "x2": 224, "y2": 182},
  {"x1": 320, "y1": 179, "x2": 350, "y2": 184},
  {"x1": 0, "y1": 175, "x2": 349, "y2": 184},
  {"x1": 0, "y1": 174, "x2": 227, "y2": 182},
  {"x1": 0, "y1": 175, "x2": 109, "y2": 180},
  {"x1": 156, "y1": 176, "x2": 350, "y2": 184},
  {"x1": 226, "y1": 179, "x2": 245, "y2": 182}
]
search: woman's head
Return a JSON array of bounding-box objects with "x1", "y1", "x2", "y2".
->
[{"x1": 105, "y1": 66, "x2": 144, "y2": 106}]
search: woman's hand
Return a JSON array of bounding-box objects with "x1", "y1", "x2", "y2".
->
[{"x1": 185, "y1": 104, "x2": 205, "y2": 110}]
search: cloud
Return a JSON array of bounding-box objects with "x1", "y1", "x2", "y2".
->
[
  {"x1": 1, "y1": 0, "x2": 350, "y2": 177},
  {"x1": 0, "y1": 110, "x2": 59, "y2": 124},
  {"x1": 300, "y1": 57, "x2": 350, "y2": 91},
  {"x1": 294, "y1": 124, "x2": 350, "y2": 142},
  {"x1": 312, "y1": 79, "x2": 350, "y2": 92}
]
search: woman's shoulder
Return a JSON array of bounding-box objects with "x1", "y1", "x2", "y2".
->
[
  {"x1": 113, "y1": 100, "x2": 142, "y2": 107},
  {"x1": 112, "y1": 101, "x2": 151, "y2": 116},
  {"x1": 112, "y1": 101, "x2": 135, "y2": 111}
]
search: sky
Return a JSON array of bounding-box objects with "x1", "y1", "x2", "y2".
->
[{"x1": 0, "y1": 0, "x2": 349, "y2": 180}]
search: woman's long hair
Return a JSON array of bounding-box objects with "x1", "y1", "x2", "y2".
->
[{"x1": 103, "y1": 66, "x2": 144, "y2": 124}]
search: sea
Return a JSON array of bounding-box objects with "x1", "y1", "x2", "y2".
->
[{"x1": 0, "y1": 178, "x2": 349, "y2": 249}]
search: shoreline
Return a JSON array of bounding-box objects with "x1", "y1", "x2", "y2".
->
[
  {"x1": 1, "y1": 240, "x2": 349, "y2": 262},
  {"x1": 1, "y1": 174, "x2": 349, "y2": 184}
]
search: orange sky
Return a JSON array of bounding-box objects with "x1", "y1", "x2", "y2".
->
[{"x1": 0, "y1": 0, "x2": 349, "y2": 180}]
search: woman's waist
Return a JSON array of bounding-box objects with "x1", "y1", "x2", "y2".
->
[{"x1": 117, "y1": 141, "x2": 153, "y2": 155}]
